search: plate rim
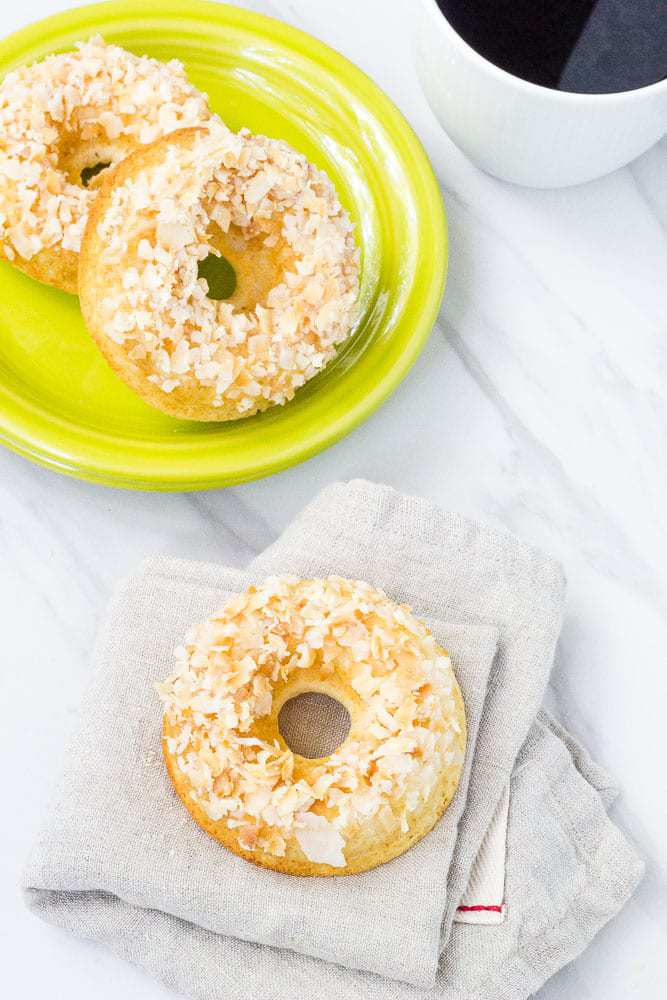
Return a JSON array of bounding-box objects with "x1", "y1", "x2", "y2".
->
[{"x1": 0, "y1": 0, "x2": 447, "y2": 491}]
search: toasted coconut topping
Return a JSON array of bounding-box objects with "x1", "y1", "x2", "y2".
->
[
  {"x1": 156, "y1": 577, "x2": 463, "y2": 863},
  {"x1": 94, "y1": 124, "x2": 359, "y2": 417},
  {"x1": 0, "y1": 36, "x2": 212, "y2": 261}
]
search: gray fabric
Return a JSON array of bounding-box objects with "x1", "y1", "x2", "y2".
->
[
  {"x1": 277, "y1": 692, "x2": 352, "y2": 758},
  {"x1": 23, "y1": 480, "x2": 644, "y2": 1000},
  {"x1": 537, "y1": 709, "x2": 620, "y2": 808}
]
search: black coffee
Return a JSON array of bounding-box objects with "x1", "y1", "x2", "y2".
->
[{"x1": 435, "y1": 0, "x2": 667, "y2": 94}]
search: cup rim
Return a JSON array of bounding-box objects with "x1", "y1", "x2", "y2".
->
[{"x1": 419, "y1": 0, "x2": 667, "y2": 103}]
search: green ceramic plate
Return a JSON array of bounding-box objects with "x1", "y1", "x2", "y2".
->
[{"x1": 0, "y1": 0, "x2": 447, "y2": 490}]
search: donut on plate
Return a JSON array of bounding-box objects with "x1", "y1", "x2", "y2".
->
[
  {"x1": 0, "y1": 36, "x2": 213, "y2": 293},
  {"x1": 78, "y1": 124, "x2": 360, "y2": 421},
  {"x1": 156, "y1": 577, "x2": 466, "y2": 876}
]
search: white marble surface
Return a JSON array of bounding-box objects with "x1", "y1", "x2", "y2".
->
[{"x1": 1, "y1": 1, "x2": 666, "y2": 997}]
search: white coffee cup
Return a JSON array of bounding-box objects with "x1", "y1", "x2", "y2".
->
[{"x1": 414, "y1": 0, "x2": 667, "y2": 188}]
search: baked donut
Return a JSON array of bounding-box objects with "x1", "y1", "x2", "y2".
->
[
  {"x1": 78, "y1": 124, "x2": 359, "y2": 421},
  {"x1": 156, "y1": 577, "x2": 466, "y2": 876},
  {"x1": 0, "y1": 36, "x2": 213, "y2": 293}
]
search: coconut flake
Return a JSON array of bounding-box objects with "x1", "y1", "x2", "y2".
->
[{"x1": 295, "y1": 814, "x2": 346, "y2": 867}]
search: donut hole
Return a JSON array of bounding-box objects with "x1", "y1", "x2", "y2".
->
[
  {"x1": 198, "y1": 253, "x2": 237, "y2": 300},
  {"x1": 204, "y1": 222, "x2": 290, "y2": 312},
  {"x1": 80, "y1": 161, "x2": 111, "y2": 188},
  {"x1": 56, "y1": 135, "x2": 119, "y2": 189},
  {"x1": 278, "y1": 693, "x2": 351, "y2": 759}
]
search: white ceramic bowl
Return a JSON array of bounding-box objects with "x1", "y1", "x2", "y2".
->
[{"x1": 415, "y1": 0, "x2": 667, "y2": 188}]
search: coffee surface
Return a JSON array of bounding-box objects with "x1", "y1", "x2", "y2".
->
[{"x1": 435, "y1": 0, "x2": 667, "y2": 94}]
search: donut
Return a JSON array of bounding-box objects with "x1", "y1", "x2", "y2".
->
[
  {"x1": 0, "y1": 36, "x2": 213, "y2": 293},
  {"x1": 78, "y1": 124, "x2": 360, "y2": 421},
  {"x1": 156, "y1": 577, "x2": 466, "y2": 876}
]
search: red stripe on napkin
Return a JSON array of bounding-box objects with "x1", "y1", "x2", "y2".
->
[{"x1": 456, "y1": 904, "x2": 503, "y2": 913}]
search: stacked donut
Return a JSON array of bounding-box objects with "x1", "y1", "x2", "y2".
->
[{"x1": 0, "y1": 37, "x2": 360, "y2": 420}]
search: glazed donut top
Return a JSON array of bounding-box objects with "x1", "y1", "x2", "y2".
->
[
  {"x1": 0, "y1": 36, "x2": 211, "y2": 262},
  {"x1": 92, "y1": 124, "x2": 359, "y2": 417},
  {"x1": 156, "y1": 577, "x2": 464, "y2": 865}
]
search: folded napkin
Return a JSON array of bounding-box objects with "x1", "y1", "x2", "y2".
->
[
  {"x1": 23, "y1": 558, "x2": 496, "y2": 987},
  {"x1": 24, "y1": 480, "x2": 643, "y2": 1000}
]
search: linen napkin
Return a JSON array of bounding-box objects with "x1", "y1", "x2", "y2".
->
[
  {"x1": 22, "y1": 556, "x2": 496, "y2": 988},
  {"x1": 23, "y1": 480, "x2": 644, "y2": 1000}
]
